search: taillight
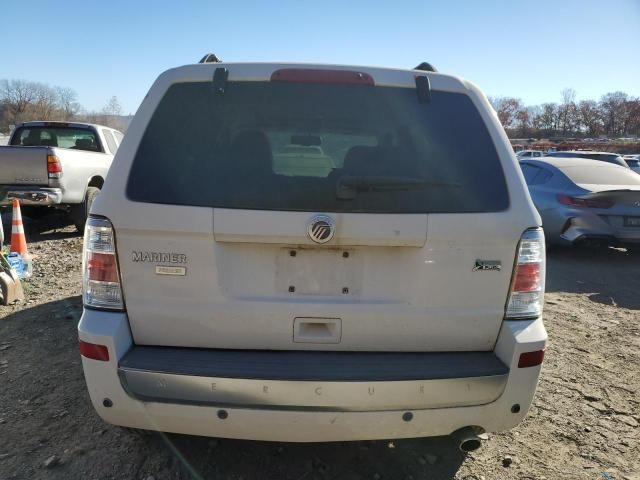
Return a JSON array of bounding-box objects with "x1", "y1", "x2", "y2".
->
[
  {"x1": 557, "y1": 194, "x2": 613, "y2": 209},
  {"x1": 47, "y1": 154, "x2": 62, "y2": 178},
  {"x1": 82, "y1": 216, "x2": 124, "y2": 310},
  {"x1": 505, "y1": 228, "x2": 545, "y2": 319}
]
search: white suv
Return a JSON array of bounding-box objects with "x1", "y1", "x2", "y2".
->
[
  {"x1": 516, "y1": 150, "x2": 544, "y2": 159},
  {"x1": 78, "y1": 60, "x2": 547, "y2": 449}
]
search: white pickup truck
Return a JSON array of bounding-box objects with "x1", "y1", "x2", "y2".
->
[{"x1": 0, "y1": 121, "x2": 123, "y2": 230}]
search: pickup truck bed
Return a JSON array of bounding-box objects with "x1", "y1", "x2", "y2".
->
[
  {"x1": 0, "y1": 121, "x2": 123, "y2": 230},
  {"x1": 0, "y1": 146, "x2": 62, "y2": 205}
]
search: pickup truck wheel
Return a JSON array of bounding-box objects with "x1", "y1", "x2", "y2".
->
[{"x1": 71, "y1": 186, "x2": 100, "y2": 232}]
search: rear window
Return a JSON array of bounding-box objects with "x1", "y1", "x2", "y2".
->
[
  {"x1": 102, "y1": 129, "x2": 118, "y2": 154},
  {"x1": 560, "y1": 165, "x2": 640, "y2": 186},
  {"x1": 127, "y1": 81, "x2": 509, "y2": 213},
  {"x1": 11, "y1": 126, "x2": 100, "y2": 152},
  {"x1": 550, "y1": 152, "x2": 625, "y2": 166},
  {"x1": 626, "y1": 160, "x2": 640, "y2": 168},
  {"x1": 521, "y1": 164, "x2": 553, "y2": 185}
]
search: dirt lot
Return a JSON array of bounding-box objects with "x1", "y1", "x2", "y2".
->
[{"x1": 0, "y1": 225, "x2": 638, "y2": 480}]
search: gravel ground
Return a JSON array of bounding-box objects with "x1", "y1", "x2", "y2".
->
[{"x1": 0, "y1": 225, "x2": 638, "y2": 480}]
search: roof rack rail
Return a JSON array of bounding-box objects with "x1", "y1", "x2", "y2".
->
[
  {"x1": 414, "y1": 62, "x2": 438, "y2": 73},
  {"x1": 199, "y1": 53, "x2": 221, "y2": 64}
]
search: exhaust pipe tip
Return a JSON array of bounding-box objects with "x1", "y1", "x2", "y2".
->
[
  {"x1": 450, "y1": 426, "x2": 485, "y2": 453},
  {"x1": 459, "y1": 437, "x2": 482, "y2": 452}
]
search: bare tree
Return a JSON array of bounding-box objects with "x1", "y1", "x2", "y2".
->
[
  {"x1": 557, "y1": 88, "x2": 578, "y2": 136},
  {"x1": 56, "y1": 87, "x2": 81, "y2": 120},
  {"x1": 599, "y1": 92, "x2": 628, "y2": 137},
  {"x1": 578, "y1": 100, "x2": 602, "y2": 137},
  {"x1": 487, "y1": 89, "x2": 640, "y2": 139},
  {"x1": 0, "y1": 79, "x2": 84, "y2": 127},
  {"x1": 0, "y1": 79, "x2": 38, "y2": 123},
  {"x1": 626, "y1": 99, "x2": 640, "y2": 136},
  {"x1": 89, "y1": 96, "x2": 124, "y2": 129},
  {"x1": 515, "y1": 108, "x2": 530, "y2": 137},
  {"x1": 31, "y1": 83, "x2": 58, "y2": 119},
  {"x1": 489, "y1": 97, "x2": 523, "y2": 131},
  {"x1": 102, "y1": 96, "x2": 122, "y2": 117},
  {"x1": 536, "y1": 103, "x2": 559, "y2": 136}
]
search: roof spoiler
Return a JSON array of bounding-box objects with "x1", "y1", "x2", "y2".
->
[
  {"x1": 414, "y1": 62, "x2": 437, "y2": 73},
  {"x1": 199, "y1": 53, "x2": 221, "y2": 64}
]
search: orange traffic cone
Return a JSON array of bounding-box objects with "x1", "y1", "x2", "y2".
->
[{"x1": 10, "y1": 199, "x2": 29, "y2": 256}]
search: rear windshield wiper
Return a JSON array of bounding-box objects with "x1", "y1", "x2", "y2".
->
[{"x1": 336, "y1": 175, "x2": 461, "y2": 200}]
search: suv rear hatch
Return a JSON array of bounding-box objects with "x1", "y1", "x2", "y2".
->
[{"x1": 112, "y1": 66, "x2": 530, "y2": 352}]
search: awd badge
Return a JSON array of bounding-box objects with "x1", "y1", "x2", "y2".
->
[{"x1": 473, "y1": 260, "x2": 501, "y2": 272}]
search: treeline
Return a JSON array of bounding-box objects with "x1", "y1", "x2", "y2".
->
[
  {"x1": 3, "y1": 78, "x2": 639, "y2": 141},
  {"x1": 0, "y1": 79, "x2": 126, "y2": 133},
  {"x1": 490, "y1": 89, "x2": 640, "y2": 139}
]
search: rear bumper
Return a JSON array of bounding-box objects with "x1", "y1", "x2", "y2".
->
[
  {"x1": 78, "y1": 310, "x2": 547, "y2": 442},
  {"x1": 118, "y1": 348, "x2": 509, "y2": 411},
  {"x1": 550, "y1": 209, "x2": 640, "y2": 245},
  {"x1": 0, "y1": 187, "x2": 62, "y2": 206}
]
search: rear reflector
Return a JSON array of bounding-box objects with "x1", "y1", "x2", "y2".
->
[
  {"x1": 505, "y1": 228, "x2": 546, "y2": 319},
  {"x1": 79, "y1": 340, "x2": 109, "y2": 361},
  {"x1": 271, "y1": 69, "x2": 375, "y2": 86},
  {"x1": 518, "y1": 350, "x2": 545, "y2": 368}
]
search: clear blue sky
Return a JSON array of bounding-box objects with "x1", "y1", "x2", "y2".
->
[{"x1": 2, "y1": 0, "x2": 639, "y2": 114}]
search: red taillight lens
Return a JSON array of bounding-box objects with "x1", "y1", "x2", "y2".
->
[
  {"x1": 518, "y1": 350, "x2": 545, "y2": 368},
  {"x1": 271, "y1": 69, "x2": 375, "y2": 86},
  {"x1": 557, "y1": 194, "x2": 577, "y2": 206},
  {"x1": 557, "y1": 194, "x2": 613, "y2": 209},
  {"x1": 87, "y1": 252, "x2": 120, "y2": 282},
  {"x1": 47, "y1": 154, "x2": 62, "y2": 173},
  {"x1": 79, "y1": 340, "x2": 110, "y2": 361},
  {"x1": 512, "y1": 263, "x2": 541, "y2": 292}
]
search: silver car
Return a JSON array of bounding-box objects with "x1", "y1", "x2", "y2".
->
[{"x1": 520, "y1": 157, "x2": 640, "y2": 249}]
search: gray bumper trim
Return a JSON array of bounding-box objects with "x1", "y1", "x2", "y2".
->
[
  {"x1": 118, "y1": 347, "x2": 509, "y2": 411},
  {"x1": 119, "y1": 347, "x2": 508, "y2": 381}
]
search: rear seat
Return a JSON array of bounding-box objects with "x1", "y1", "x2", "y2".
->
[
  {"x1": 74, "y1": 138, "x2": 97, "y2": 151},
  {"x1": 226, "y1": 130, "x2": 279, "y2": 203}
]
